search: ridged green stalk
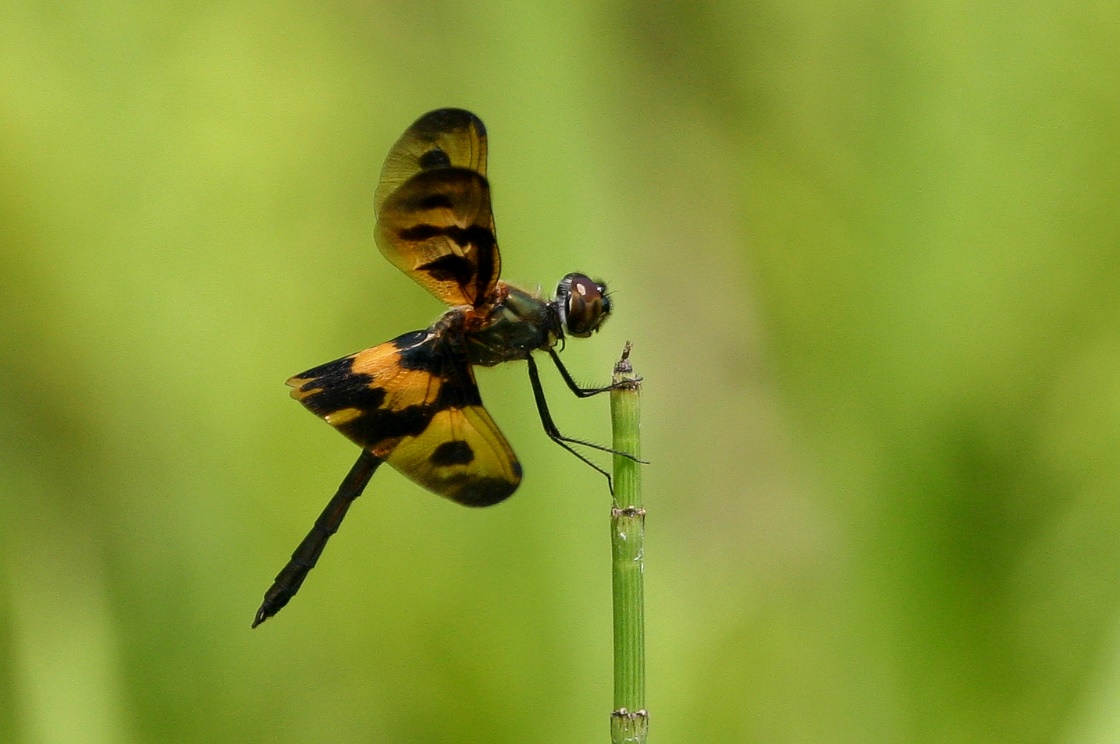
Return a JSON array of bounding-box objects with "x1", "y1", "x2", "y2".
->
[{"x1": 609, "y1": 344, "x2": 647, "y2": 743}]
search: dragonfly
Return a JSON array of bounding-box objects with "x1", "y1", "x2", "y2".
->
[{"x1": 254, "y1": 108, "x2": 639, "y2": 627}]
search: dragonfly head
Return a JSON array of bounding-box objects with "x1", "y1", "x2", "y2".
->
[{"x1": 555, "y1": 273, "x2": 611, "y2": 338}]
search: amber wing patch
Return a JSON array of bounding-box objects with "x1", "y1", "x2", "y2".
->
[{"x1": 287, "y1": 330, "x2": 521, "y2": 506}]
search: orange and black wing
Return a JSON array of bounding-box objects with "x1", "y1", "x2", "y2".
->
[
  {"x1": 374, "y1": 109, "x2": 501, "y2": 308},
  {"x1": 287, "y1": 330, "x2": 521, "y2": 506}
]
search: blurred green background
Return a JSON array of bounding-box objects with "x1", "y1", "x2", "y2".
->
[{"x1": 3, "y1": 2, "x2": 1120, "y2": 742}]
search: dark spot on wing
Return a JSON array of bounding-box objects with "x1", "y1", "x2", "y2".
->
[
  {"x1": 392, "y1": 332, "x2": 482, "y2": 409},
  {"x1": 399, "y1": 224, "x2": 495, "y2": 254},
  {"x1": 418, "y1": 193, "x2": 454, "y2": 210},
  {"x1": 413, "y1": 109, "x2": 486, "y2": 140},
  {"x1": 418, "y1": 148, "x2": 452, "y2": 170},
  {"x1": 398, "y1": 223, "x2": 496, "y2": 304},
  {"x1": 415, "y1": 252, "x2": 475, "y2": 285},
  {"x1": 394, "y1": 169, "x2": 488, "y2": 215},
  {"x1": 394, "y1": 332, "x2": 444, "y2": 375},
  {"x1": 295, "y1": 357, "x2": 387, "y2": 417},
  {"x1": 450, "y1": 476, "x2": 518, "y2": 507},
  {"x1": 439, "y1": 378, "x2": 483, "y2": 407},
  {"x1": 294, "y1": 355, "x2": 356, "y2": 382},
  {"x1": 430, "y1": 440, "x2": 474, "y2": 466},
  {"x1": 339, "y1": 404, "x2": 434, "y2": 448}
]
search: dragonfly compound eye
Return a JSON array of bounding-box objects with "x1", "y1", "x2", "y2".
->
[{"x1": 558, "y1": 273, "x2": 610, "y2": 338}]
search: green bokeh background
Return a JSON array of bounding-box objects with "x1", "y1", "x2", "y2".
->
[{"x1": 3, "y1": 2, "x2": 1120, "y2": 742}]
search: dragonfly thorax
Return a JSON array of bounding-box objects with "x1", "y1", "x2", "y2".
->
[{"x1": 463, "y1": 284, "x2": 558, "y2": 366}]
